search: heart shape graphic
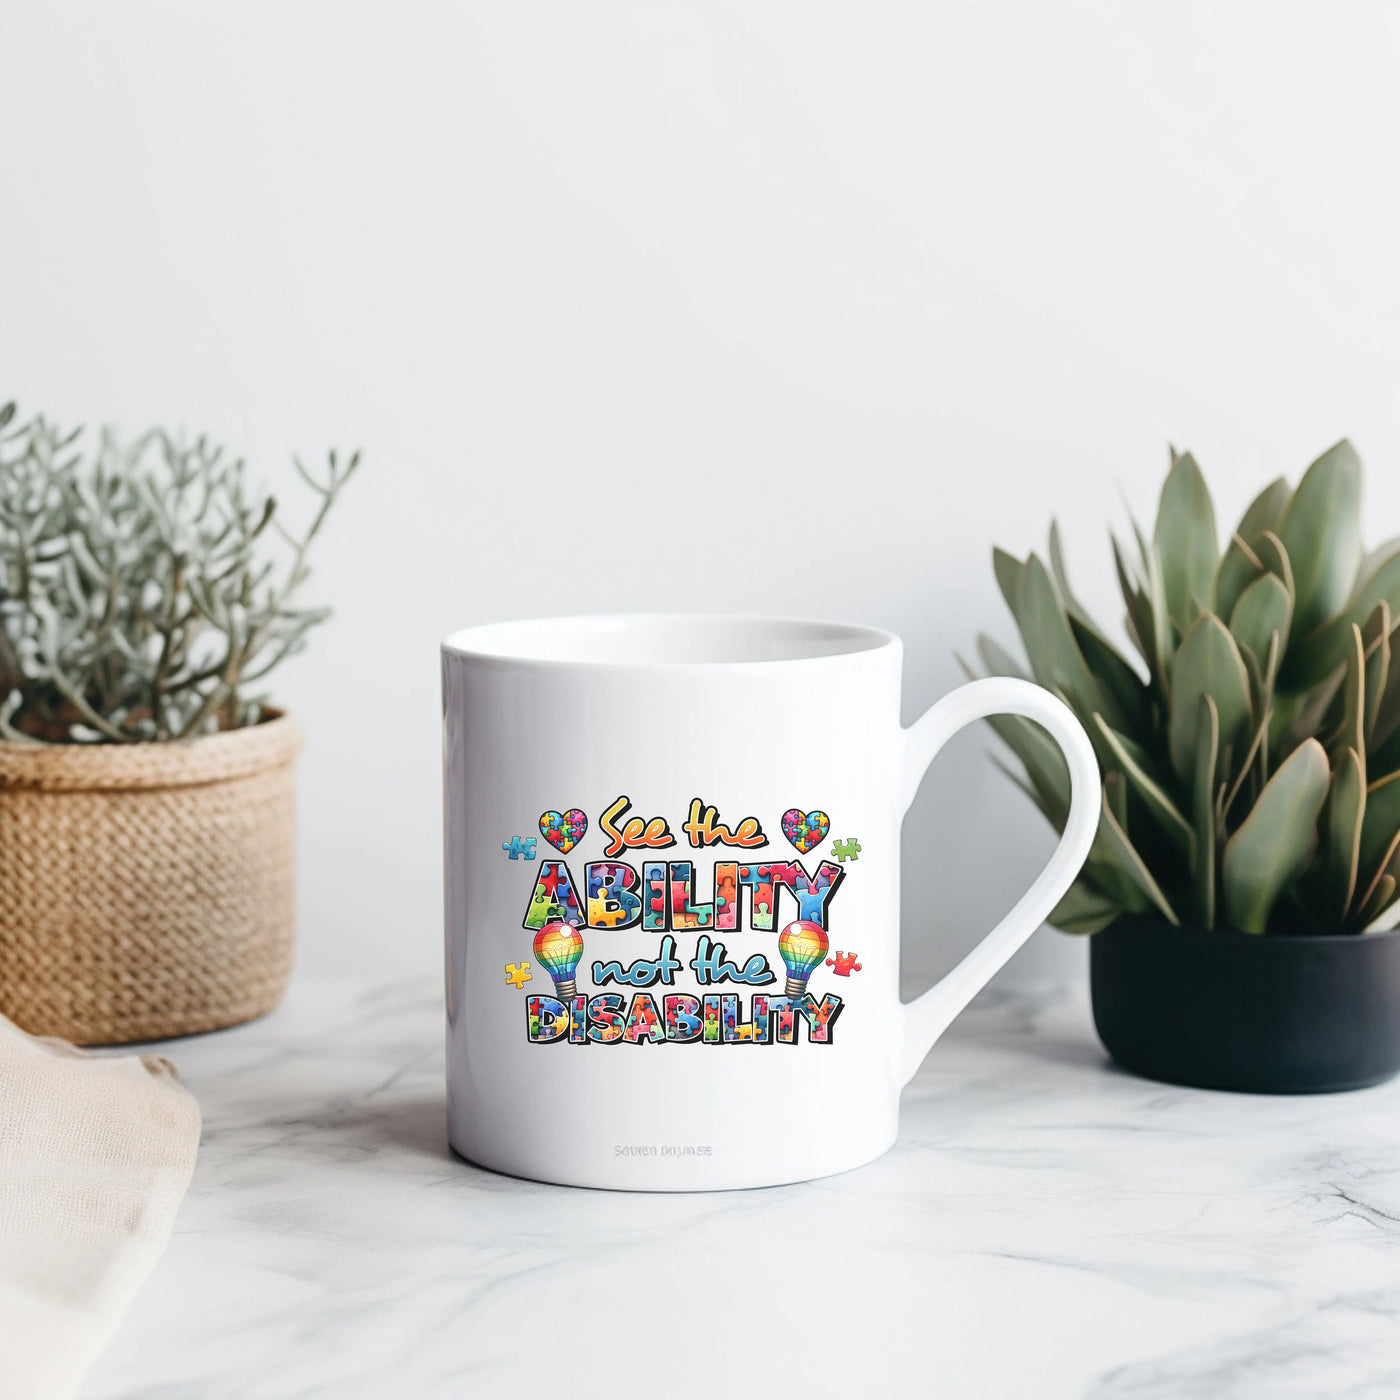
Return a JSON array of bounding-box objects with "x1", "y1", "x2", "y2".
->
[
  {"x1": 781, "y1": 808, "x2": 830, "y2": 854},
  {"x1": 539, "y1": 808, "x2": 588, "y2": 854}
]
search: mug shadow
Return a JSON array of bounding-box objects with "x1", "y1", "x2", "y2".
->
[
  {"x1": 348, "y1": 1092, "x2": 454, "y2": 1161},
  {"x1": 223, "y1": 1086, "x2": 459, "y2": 1169}
]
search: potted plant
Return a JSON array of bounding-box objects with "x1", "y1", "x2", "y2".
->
[
  {"x1": 0, "y1": 398, "x2": 358, "y2": 1044},
  {"x1": 974, "y1": 440, "x2": 1400, "y2": 1092}
]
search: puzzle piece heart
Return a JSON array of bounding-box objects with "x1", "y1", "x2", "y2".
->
[
  {"x1": 539, "y1": 808, "x2": 588, "y2": 853},
  {"x1": 781, "y1": 808, "x2": 830, "y2": 853}
]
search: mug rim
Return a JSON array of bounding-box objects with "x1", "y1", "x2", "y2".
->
[{"x1": 441, "y1": 612, "x2": 899, "y2": 670}]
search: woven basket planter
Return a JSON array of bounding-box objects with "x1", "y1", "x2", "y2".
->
[{"x1": 0, "y1": 712, "x2": 301, "y2": 1044}]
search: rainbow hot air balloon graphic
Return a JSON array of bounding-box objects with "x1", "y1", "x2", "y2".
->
[
  {"x1": 777, "y1": 919, "x2": 829, "y2": 1000},
  {"x1": 533, "y1": 921, "x2": 585, "y2": 1000}
]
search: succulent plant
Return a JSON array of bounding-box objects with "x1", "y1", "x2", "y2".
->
[
  {"x1": 0, "y1": 398, "x2": 360, "y2": 743},
  {"x1": 974, "y1": 441, "x2": 1400, "y2": 936}
]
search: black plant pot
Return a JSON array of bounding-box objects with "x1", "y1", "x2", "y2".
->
[{"x1": 1090, "y1": 915, "x2": 1400, "y2": 1093}]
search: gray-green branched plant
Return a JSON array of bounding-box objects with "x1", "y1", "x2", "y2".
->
[
  {"x1": 972, "y1": 441, "x2": 1400, "y2": 936},
  {"x1": 0, "y1": 398, "x2": 360, "y2": 743}
]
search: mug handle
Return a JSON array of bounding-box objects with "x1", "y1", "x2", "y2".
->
[{"x1": 898, "y1": 676, "x2": 1100, "y2": 1085}]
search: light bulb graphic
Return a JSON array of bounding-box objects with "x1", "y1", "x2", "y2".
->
[
  {"x1": 533, "y1": 921, "x2": 585, "y2": 1000},
  {"x1": 777, "y1": 919, "x2": 829, "y2": 1000}
]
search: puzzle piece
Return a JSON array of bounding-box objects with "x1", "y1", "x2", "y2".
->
[
  {"x1": 502, "y1": 836, "x2": 538, "y2": 860},
  {"x1": 826, "y1": 950, "x2": 862, "y2": 976},
  {"x1": 588, "y1": 893, "x2": 628, "y2": 928},
  {"x1": 781, "y1": 807, "x2": 831, "y2": 853},
  {"x1": 539, "y1": 807, "x2": 588, "y2": 854},
  {"x1": 832, "y1": 838, "x2": 861, "y2": 863},
  {"x1": 526, "y1": 882, "x2": 575, "y2": 930},
  {"x1": 505, "y1": 961, "x2": 534, "y2": 988}
]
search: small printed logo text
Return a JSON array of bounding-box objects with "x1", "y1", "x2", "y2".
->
[{"x1": 614, "y1": 1144, "x2": 713, "y2": 1157}]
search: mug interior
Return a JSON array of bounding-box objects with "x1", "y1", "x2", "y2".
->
[{"x1": 442, "y1": 614, "x2": 895, "y2": 666}]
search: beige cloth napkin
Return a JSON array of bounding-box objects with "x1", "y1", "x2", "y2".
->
[{"x1": 0, "y1": 1014, "x2": 200, "y2": 1400}]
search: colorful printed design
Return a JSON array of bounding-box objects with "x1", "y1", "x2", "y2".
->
[
  {"x1": 524, "y1": 861, "x2": 585, "y2": 929},
  {"x1": 702, "y1": 994, "x2": 721, "y2": 1043},
  {"x1": 777, "y1": 920, "x2": 829, "y2": 999},
  {"x1": 568, "y1": 993, "x2": 589, "y2": 1043},
  {"x1": 767, "y1": 860, "x2": 845, "y2": 927},
  {"x1": 781, "y1": 808, "x2": 830, "y2": 854},
  {"x1": 643, "y1": 861, "x2": 668, "y2": 931},
  {"x1": 587, "y1": 993, "x2": 626, "y2": 1043},
  {"x1": 586, "y1": 862, "x2": 642, "y2": 928},
  {"x1": 623, "y1": 993, "x2": 666, "y2": 1044},
  {"x1": 533, "y1": 922, "x2": 585, "y2": 999},
  {"x1": 713, "y1": 862, "x2": 738, "y2": 930},
  {"x1": 667, "y1": 861, "x2": 714, "y2": 929},
  {"x1": 525, "y1": 988, "x2": 845, "y2": 1046},
  {"x1": 721, "y1": 992, "x2": 769, "y2": 1042},
  {"x1": 664, "y1": 994, "x2": 702, "y2": 1041},
  {"x1": 798, "y1": 993, "x2": 844, "y2": 1042},
  {"x1": 539, "y1": 808, "x2": 588, "y2": 854},
  {"x1": 750, "y1": 995, "x2": 771, "y2": 1043},
  {"x1": 513, "y1": 797, "x2": 856, "y2": 1049},
  {"x1": 527, "y1": 995, "x2": 566, "y2": 1041},
  {"x1": 738, "y1": 863, "x2": 777, "y2": 931},
  {"x1": 771, "y1": 996, "x2": 798, "y2": 1044}
]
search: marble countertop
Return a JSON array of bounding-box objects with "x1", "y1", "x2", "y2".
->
[{"x1": 84, "y1": 976, "x2": 1400, "y2": 1400}]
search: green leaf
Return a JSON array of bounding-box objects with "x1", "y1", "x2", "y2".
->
[
  {"x1": 1221, "y1": 738, "x2": 1331, "y2": 933},
  {"x1": 1292, "y1": 544, "x2": 1400, "y2": 685},
  {"x1": 1355, "y1": 873, "x2": 1397, "y2": 932},
  {"x1": 1093, "y1": 714, "x2": 1194, "y2": 853},
  {"x1": 1363, "y1": 603, "x2": 1391, "y2": 746},
  {"x1": 1357, "y1": 539, "x2": 1400, "y2": 595},
  {"x1": 1047, "y1": 519, "x2": 1079, "y2": 609},
  {"x1": 1154, "y1": 449, "x2": 1218, "y2": 631},
  {"x1": 986, "y1": 713, "x2": 1071, "y2": 830},
  {"x1": 1358, "y1": 769, "x2": 1400, "y2": 900},
  {"x1": 1234, "y1": 630, "x2": 1279, "y2": 799},
  {"x1": 1324, "y1": 747, "x2": 1366, "y2": 926},
  {"x1": 990, "y1": 755, "x2": 1052, "y2": 820},
  {"x1": 1229, "y1": 571, "x2": 1293, "y2": 672},
  {"x1": 1371, "y1": 724, "x2": 1400, "y2": 782},
  {"x1": 1113, "y1": 534, "x2": 1160, "y2": 681},
  {"x1": 1274, "y1": 662, "x2": 1346, "y2": 759},
  {"x1": 993, "y1": 547, "x2": 1025, "y2": 624},
  {"x1": 1353, "y1": 822, "x2": 1400, "y2": 930},
  {"x1": 1277, "y1": 439, "x2": 1363, "y2": 640},
  {"x1": 1168, "y1": 615, "x2": 1252, "y2": 786},
  {"x1": 1049, "y1": 522, "x2": 1150, "y2": 730},
  {"x1": 1191, "y1": 694, "x2": 1219, "y2": 928},
  {"x1": 1104, "y1": 767, "x2": 1130, "y2": 828},
  {"x1": 1017, "y1": 553, "x2": 1123, "y2": 729},
  {"x1": 1069, "y1": 617, "x2": 1150, "y2": 733},
  {"x1": 1335, "y1": 625, "x2": 1367, "y2": 764},
  {"x1": 1133, "y1": 518, "x2": 1176, "y2": 676},
  {"x1": 1255, "y1": 530, "x2": 1296, "y2": 599},
  {"x1": 1373, "y1": 646, "x2": 1400, "y2": 755},
  {"x1": 1216, "y1": 477, "x2": 1292, "y2": 621},
  {"x1": 976, "y1": 633, "x2": 1029, "y2": 681},
  {"x1": 1048, "y1": 879, "x2": 1122, "y2": 935},
  {"x1": 1096, "y1": 785, "x2": 1180, "y2": 924}
]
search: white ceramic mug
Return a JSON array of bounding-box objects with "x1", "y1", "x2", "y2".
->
[{"x1": 442, "y1": 615, "x2": 1098, "y2": 1190}]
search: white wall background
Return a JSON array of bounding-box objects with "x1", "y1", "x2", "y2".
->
[{"x1": 5, "y1": 3, "x2": 1400, "y2": 994}]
